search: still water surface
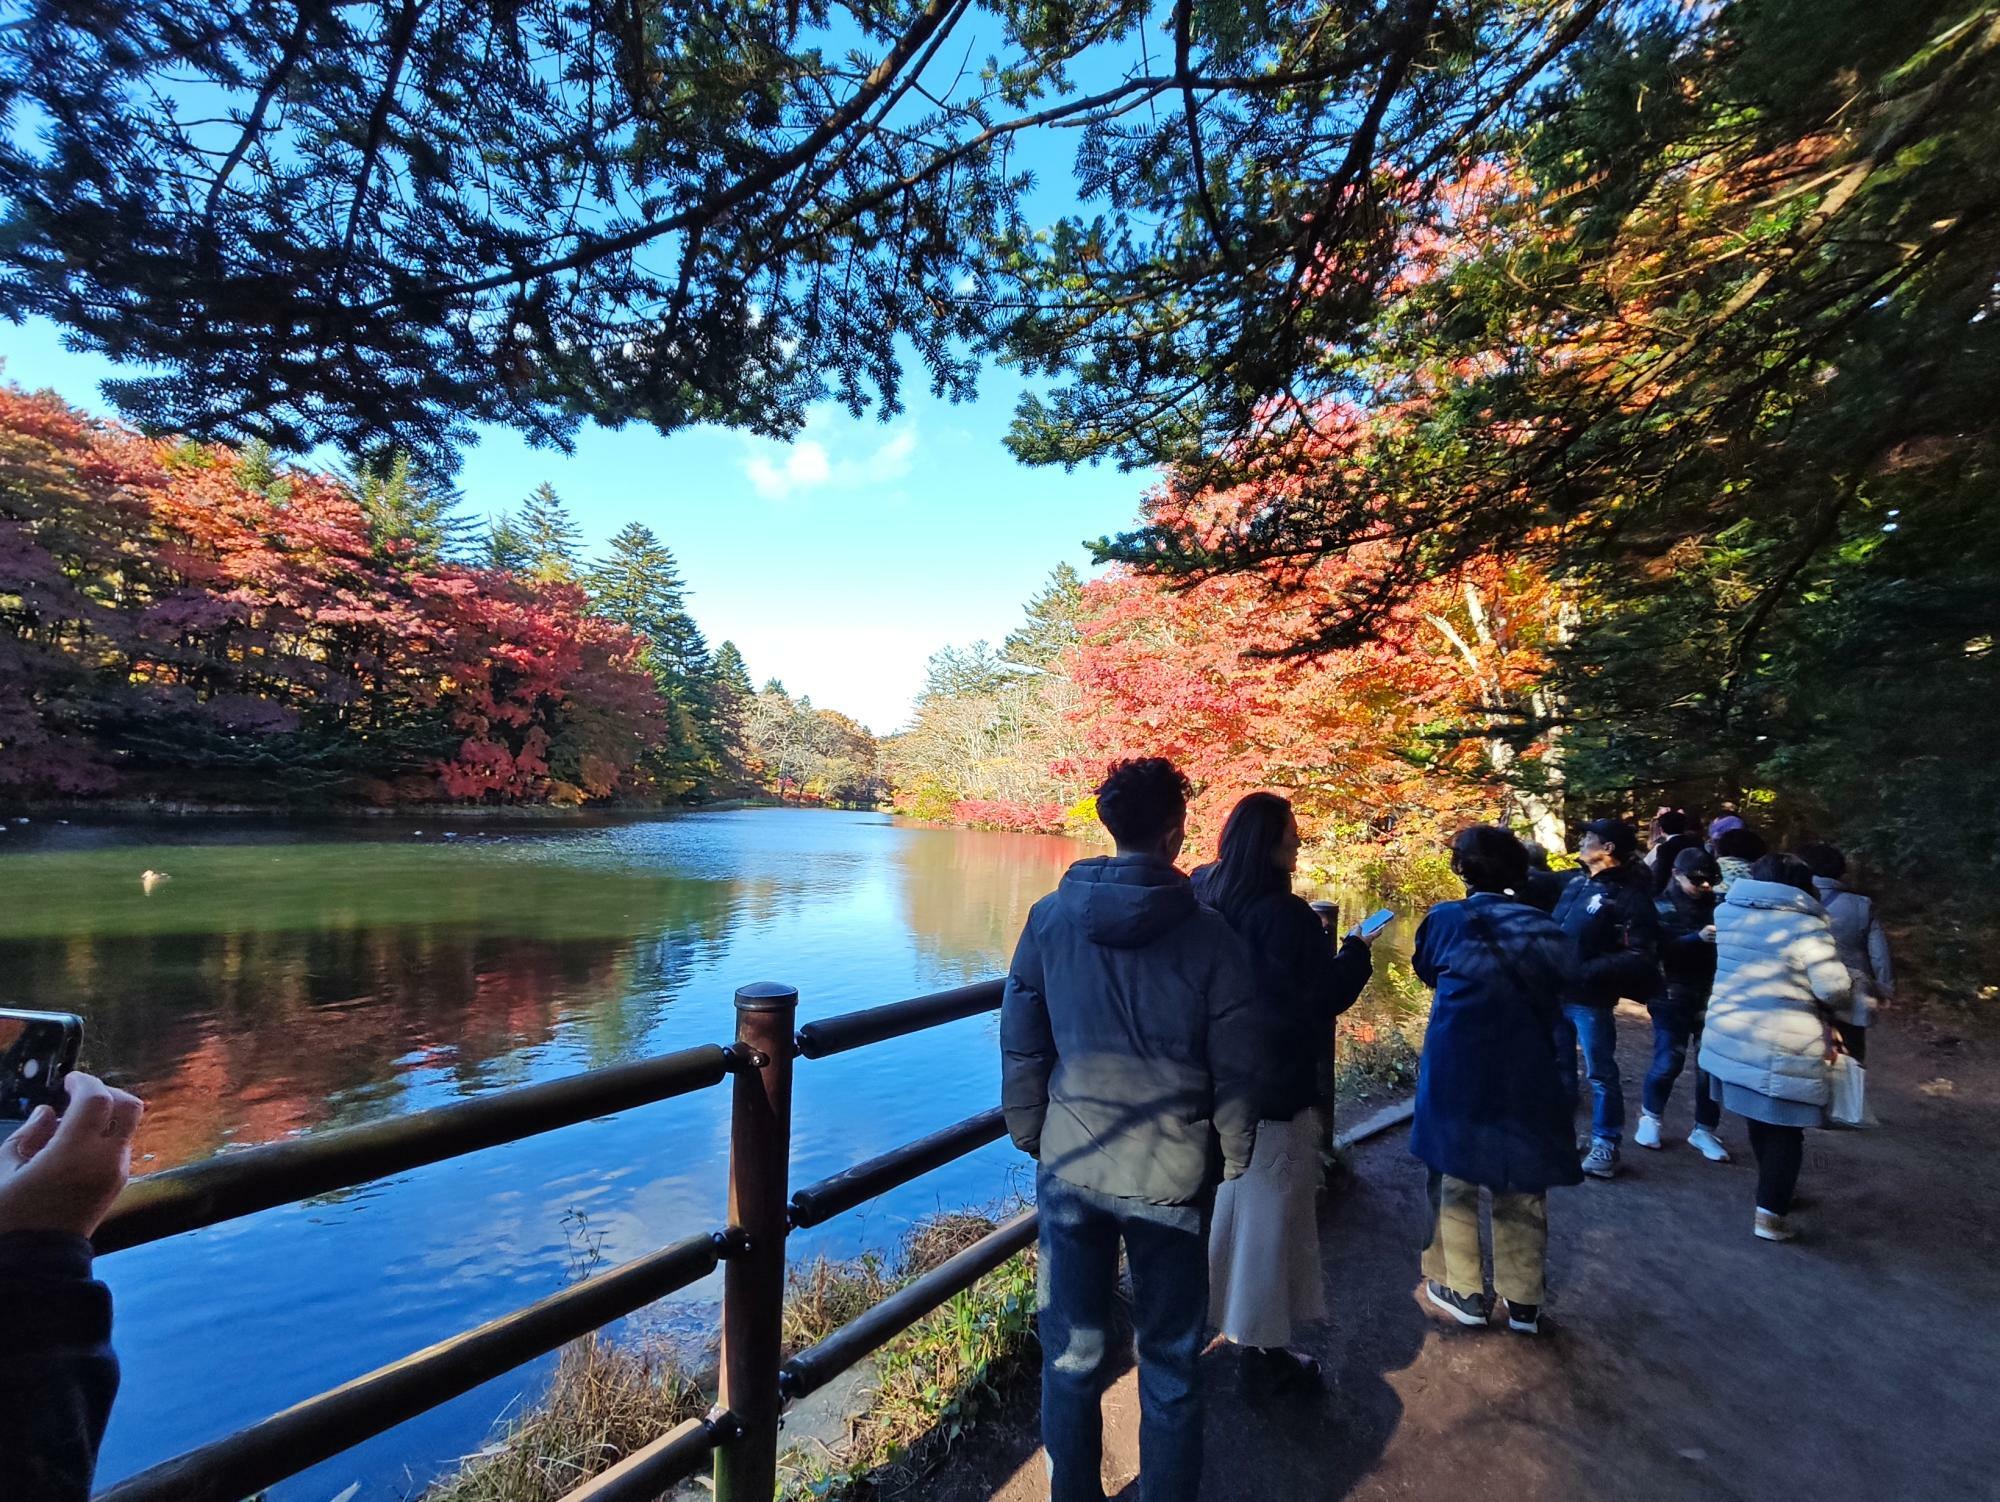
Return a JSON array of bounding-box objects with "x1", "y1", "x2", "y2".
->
[{"x1": 0, "y1": 808, "x2": 1414, "y2": 1499}]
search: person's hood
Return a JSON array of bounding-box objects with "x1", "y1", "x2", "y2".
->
[
  {"x1": 1724, "y1": 878, "x2": 1827, "y2": 916},
  {"x1": 1812, "y1": 874, "x2": 1851, "y2": 897},
  {"x1": 1057, "y1": 854, "x2": 1198, "y2": 948}
]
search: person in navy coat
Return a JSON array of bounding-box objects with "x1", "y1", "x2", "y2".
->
[{"x1": 1411, "y1": 826, "x2": 1581, "y2": 1334}]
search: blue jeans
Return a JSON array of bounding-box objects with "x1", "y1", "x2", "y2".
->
[
  {"x1": 1036, "y1": 1164, "x2": 1207, "y2": 1502},
  {"x1": 1643, "y1": 1003, "x2": 1720, "y2": 1128},
  {"x1": 1556, "y1": 1003, "x2": 1624, "y2": 1146}
]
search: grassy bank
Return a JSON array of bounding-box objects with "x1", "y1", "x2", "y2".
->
[
  {"x1": 779, "y1": 1209, "x2": 1037, "y2": 1499},
  {"x1": 419, "y1": 1209, "x2": 1037, "y2": 1502}
]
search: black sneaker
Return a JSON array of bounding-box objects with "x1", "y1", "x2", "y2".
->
[
  {"x1": 1505, "y1": 1301, "x2": 1541, "y2": 1334},
  {"x1": 1424, "y1": 1280, "x2": 1490, "y2": 1327}
]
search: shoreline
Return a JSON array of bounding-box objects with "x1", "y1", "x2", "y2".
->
[{"x1": 0, "y1": 796, "x2": 886, "y2": 825}]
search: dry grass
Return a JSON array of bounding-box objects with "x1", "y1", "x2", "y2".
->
[
  {"x1": 781, "y1": 1206, "x2": 1039, "y2": 1500},
  {"x1": 783, "y1": 1249, "x2": 896, "y2": 1351},
  {"x1": 422, "y1": 1207, "x2": 1035, "y2": 1502},
  {"x1": 899, "y1": 1209, "x2": 1003, "y2": 1276},
  {"x1": 421, "y1": 1334, "x2": 707, "y2": 1502}
]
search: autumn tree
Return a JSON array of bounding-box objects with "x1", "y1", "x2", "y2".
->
[{"x1": 0, "y1": 383, "x2": 666, "y2": 805}]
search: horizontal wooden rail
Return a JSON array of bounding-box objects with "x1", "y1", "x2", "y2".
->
[
  {"x1": 96, "y1": 1230, "x2": 730, "y2": 1502},
  {"x1": 90, "y1": 970, "x2": 1039, "y2": 1502},
  {"x1": 789, "y1": 1107, "x2": 1008, "y2": 1228},
  {"x1": 95, "y1": 1044, "x2": 734, "y2": 1254},
  {"x1": 794, "y1": 979, "x2": 1003, "y2": 1059},
  {"x1": 779, "y1": 1210, "x2": 1038, "y2": 1402},
  {"x1": 553, "y1": 1409, "x2": 739, "y2": 1502}
]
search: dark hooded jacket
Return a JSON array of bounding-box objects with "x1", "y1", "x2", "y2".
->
[
  {"x1": 1410, "y1": 894, "x2": 1584, "y2": 1193},
  {"x1": 1002, "y1": 854, "x2": 1262, "y2": 1204},
  {"x1": 0, "y1": 1230, "x2": 119, "y2": 1502}
]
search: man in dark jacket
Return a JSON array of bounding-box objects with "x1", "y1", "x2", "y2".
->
[
  {"x1": 1636, "y1": 848, "x2": 1732, "y2": 1162},
  {"x1": 1643, "y1": 810, "x2": 1705, "y2": 895},
  {"x1": 1552, "y1": 818, "x2": 1662, "y2": 1179},
  {"x1": 1002, "y1": 757, "x2": 1259, "y2": 1502},
  {"x1": 0, "y1": 1071, "x2": 145, "y2": 1502}
]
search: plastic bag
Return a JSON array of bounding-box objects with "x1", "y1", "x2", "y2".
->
[{"x1": 1828, "y1": 1053, "x2": 1867, "y2": 1127}]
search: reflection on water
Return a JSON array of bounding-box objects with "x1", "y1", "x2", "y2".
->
[{"x1": 0, "y1": 811, "x2": 1413, "y2": 1500}]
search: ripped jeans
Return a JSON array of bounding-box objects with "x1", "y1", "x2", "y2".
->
[{"x1": 1036, "y1": 1163, "x2": 1209, "y2": 1502}]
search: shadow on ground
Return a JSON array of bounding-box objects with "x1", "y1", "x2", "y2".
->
[{"x1": 870, "y1": 1006, "x2": 2000, "y2": 1501}]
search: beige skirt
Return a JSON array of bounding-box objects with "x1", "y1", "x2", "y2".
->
[{"x1": 1208, "y1": 1109, "x2": 1325, "y2": 1348}]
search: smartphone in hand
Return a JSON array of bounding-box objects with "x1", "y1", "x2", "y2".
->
[
  {"x1": 0, "y1": 1009, "x2": 85, "y2": 1123},
  {"x1": 1352, "y1": 908, "x2": 1396, "y2": 941}
]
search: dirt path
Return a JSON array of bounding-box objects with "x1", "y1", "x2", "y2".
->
[{"x1": 911, "y1": 1005, "x2": 2000, "y2": 1502}]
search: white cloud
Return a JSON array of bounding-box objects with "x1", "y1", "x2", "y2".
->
[
  {"x1": 746, "y1": 440, "x2": 831, "y2": 498},
  {"x1": 739, "y1": 411, "x2": 917, "y2": 500}
]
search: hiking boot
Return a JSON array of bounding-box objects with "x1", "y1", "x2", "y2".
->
[
  {"x1": 1504, "y1": 1301, "x2": 1541, "y2": 1334},
  {"x1": 1581, "y1": 1140, "x2": 1620, "y2": 1179},
  {"x1": 1687, "y1": 1126, "x2": 1732, "y2": 1163},
  {"x1": 1754, "y1": 1208, "x2": 1796, "y2": 1242},
  {"x1": 1424, "y1": 1280, "x2": 1490, "y2": 1327},
  {"x1": 1635, "y1": 1111, "x2": 1664, "y2": 1150}
]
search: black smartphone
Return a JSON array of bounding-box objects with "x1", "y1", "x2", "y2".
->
[{"x1": 0, "y1": 1009, "x2": 85, "y2": 1122}]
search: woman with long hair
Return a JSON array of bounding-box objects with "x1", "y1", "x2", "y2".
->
[{"x1": 1193, "y1": 792, "x2": 1372, "y2": 1390}]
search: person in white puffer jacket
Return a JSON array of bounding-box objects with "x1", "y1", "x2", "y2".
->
[
  {"x1": 1796, "y1": 842, "x2": 1894, "y2": 1064},
  {"x1": 1697, "y1": 854, "x2": 1851, "y2": 1243}
]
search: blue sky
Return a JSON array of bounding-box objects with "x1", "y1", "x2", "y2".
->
[{"x1": 2, "y1": 317, "x2": 1153, "y2": 734}]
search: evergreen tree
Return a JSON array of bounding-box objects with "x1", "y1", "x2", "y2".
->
[
  {"x1": 585, "y1": 523, "x2": 710, "y2": 680},
  {"x1": 586, "y1": 521, "x2": 721, "y2": 793},
  {"x1": 520, "y1": 483, "x2": 582, "y2": 583},
  {"x1": 485, "y1": 512, "x2": 531, "y2": 573},
  {"x1": 711, "y1": 641, "x2": 753, "y2": 697},
  {"x1": 236, "y1": 439, "x2": 290, "y2": 500},
  {"x1": 707, "y1": 640, "x2": 756, "y2": 788},
  {"x1": 348, "y1": 450, "x2": 475, "y2": 568},
  {"x1": 1003, "y1": 563, "x2": 1085, "y2": 671}
]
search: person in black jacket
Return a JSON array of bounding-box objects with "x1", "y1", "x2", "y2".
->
[
  {"x1": 1192, "y1": 794, "x2": 1371, "y2": 1391},
  {"x1": 1552, "y1": 818, "x2": 1662, "y2": 1180},
  {"x1": 1643, "y1": 810, "x2": 1705, "y2": 895},
  {"x1": 0, "y1": 1070, "x2": 145, "y2": 1502},
  {"x1": 1002, "y1": 758, "x2": 1260, "y2": 1502},
  {"x1": 1636, "y1": 848, "x2": 1733, "y2": 1162},
  {"x1": 1519, "y1": 842, "x2": 1578, "y2": 915}
]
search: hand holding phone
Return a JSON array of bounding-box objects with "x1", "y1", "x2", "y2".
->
[
  {"x1": 0, "y1": 1071, "x2": 145, "y2": 1240},
  {"x1": 1348, "y1": 907, "x2": 1396, "y2": 943}
]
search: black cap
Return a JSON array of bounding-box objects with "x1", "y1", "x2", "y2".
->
[
  {"x1": 1582, "y1": 817, "x2": 1639, "y2": 861},
  {"x1": 1674, "y1": 847, "x2": 1722, "y2": 881}
]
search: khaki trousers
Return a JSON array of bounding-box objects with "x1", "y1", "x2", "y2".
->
[{"x1": 1420, "y1": 1171, "x2": 1548, "y2": 1306}]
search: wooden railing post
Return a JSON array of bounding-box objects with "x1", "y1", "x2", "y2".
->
[{"x1": 714, "y1": 982, "x2": 797, "y2": 1502}]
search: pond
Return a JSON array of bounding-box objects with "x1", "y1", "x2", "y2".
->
[{"x1": 0, "y1": 807, "x2": 1420, "y2": 1499}]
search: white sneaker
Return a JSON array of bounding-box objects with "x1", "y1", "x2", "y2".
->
[
  {"x1": 1687, "y1": 1126, "x2": 1732, "y2": 1163},
  {"x1": 1754, "y1": 1208, "x2": 1796, "y2": 1242},
  {"x1": 1635, "y1": 1112, "x2": 1663, "y2": 1150}
]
